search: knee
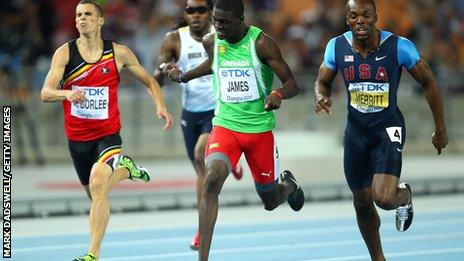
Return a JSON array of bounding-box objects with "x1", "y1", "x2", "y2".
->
[
  {"x1": 193, "y1": 151, "x2": 205, "y2": 171},
  {"x1": 373, "y1": 193, "x2": 396, "y2": 210},
  {"x1": 88, "y1": 163, "x2": 110, "y2": 196},
  {"x1": 204, "y1": 171, "x2": 223, "y2": 196},
  {"x1": 353, "y1": 197, "x2": 374, "y2": 218}
]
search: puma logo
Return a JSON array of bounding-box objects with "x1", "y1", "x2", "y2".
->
[{"x1": 261, "y1": 171, "x2": 271, "y2": 177}]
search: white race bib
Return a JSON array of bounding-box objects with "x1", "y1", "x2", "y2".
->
[
  {"x1": 71, "y1": 86, "x2": 109, "y2": 119},
  {"x1": 219, "y1": 68, "x2": 259, "y2": 103},
  {"x1": 348, "y1": 82, "x2": 389, "y2": 113},
  {"x1": 386, "y1": 126, "x2": 402, "y2": 144}
]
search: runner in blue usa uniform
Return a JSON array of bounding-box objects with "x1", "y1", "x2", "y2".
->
[{"x1": 313, "y1": 1, "x2": 448, "y2": 260}]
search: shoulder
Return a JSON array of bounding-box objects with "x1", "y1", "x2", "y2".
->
[
  {"x1": 51, "y1": 42, "x2": 70, "y2": 66},
  {"x1": 202, "y1": 32, "x2": 215, "y2": 47},
  {"x1": 255, "y1": 31, "x2": 276, "y2": 48},
  {"x1": 164, "y1": 30, "x2": 180, "y2": 42},
  {"x1": 397, "y1": 36, "x2": 417, "y2": 49},
  {"x1": 112, "y1": 42, "x2": 132, "y2": 55},
  {"x1": 395, "y1": 35, "x2": 420, "y2": 69},
  {"x1": 112, "y1": 42, "x2": 137, "y2": 63},
  {"x1": 54, "y1": 42, "x2": 70, "y2": 56}
]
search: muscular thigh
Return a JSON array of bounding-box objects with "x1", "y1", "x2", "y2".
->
[
  {"x1": 344, "y1": 124, "x2": 372, "y2": 191},
  {"x1": 68, "y1": 133, "x2": 122, "y2": 185},
  {"x1": 241, "y1": 130, "x2": 279, "y2": 187},
  {"x1": 205, "y1": 126, "x2": 242, "y2": 174},
  {"x1": 370, "y1": 121, "x2": 405, "y2": 177},
  {"x1": 96, "y1": 133, "x2": 122, "y2": 171}
]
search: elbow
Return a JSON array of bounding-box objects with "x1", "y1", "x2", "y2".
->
[
  {"x1": 40, "y1": 89, "x2": 51, "y2": 102},
  {"x1": 40, "y1": 90, "x2": 47, "y2": 102}
]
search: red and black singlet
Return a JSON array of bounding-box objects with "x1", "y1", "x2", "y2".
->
[{"x1": 60, "y1": 39, "x2": 120, "y2": 141}]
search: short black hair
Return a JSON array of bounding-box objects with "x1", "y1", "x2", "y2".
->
[
  {"x1": 206, "y1": 0, "x2": 214, "y2": 10},
  {"x1": 346, "y1": 0, "x2": 376, "y2": 13},
  {"x1": 185, "y1": 0, "x2": 214, "y2": 10},
  {"x1": 214, "y1": 0, "x2": 244, "y2": 17},
  {"x1": 78, "y1": 0, "x2": 104, "y2": 17}
]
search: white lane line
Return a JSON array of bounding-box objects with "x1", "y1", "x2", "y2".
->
[
  {"x1": 304, "y1": 247, "x2": 464, "y2": 261},
  {"x1": 14, "y1": 218, "x2": 464, "y2": 253},
  {"x1": 99, "y1": 232, "x2": 464, "y2": 260}
]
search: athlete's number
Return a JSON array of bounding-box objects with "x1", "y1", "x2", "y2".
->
[{"x1": 386, "y1": 126, "x2": 402, "y2": 144}]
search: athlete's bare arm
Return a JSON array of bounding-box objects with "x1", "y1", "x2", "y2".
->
[
  {"x1": 255, "y1": 33, "x2": 299, "y2": 111},
  {"x1": 153, "y1": 31, "x2": 180, "y2": 85},
  {"x1": 114, "y1": 43, "x2": 173, "y2": 130},
  {"x1": 314, "y1": 63, "x2": 337, "y2": 115},
  {"x1": 408, "y1": 57, "x2": 449, "y2": 154},
  {"x1": 167, "y1": 33, "x2": 214, "y2": 83},
  {"x1": 41, "y1": 44, "x2": 86, "y2": 103}
]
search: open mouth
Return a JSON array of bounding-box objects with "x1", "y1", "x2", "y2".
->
[{"x1": 355, "y1": 28, "x2": 368, "y2": 35}]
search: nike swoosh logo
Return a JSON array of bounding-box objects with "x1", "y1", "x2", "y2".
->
[
  {"x1": 375, "y1": 55, "x2": 387, "y2": 61},
  {"x1": 397, "y1": 148, "x2": 402, "y2": 152}
]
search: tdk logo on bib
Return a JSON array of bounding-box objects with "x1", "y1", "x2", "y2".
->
[
  {"x1": 71, "y1": 85, "x2": 109, "y2": 119},
  {"x1": 350, "y1": 82, "x2": 388, "y2": 92},
  {"x1": 221, "y1": 69, "x2": 251, "y2": 78},
  {"x1": 219, "y1": 67, "x2": 259, "y2": 103},
  {"x1": 84, "y1": 88, "x2": 106, "y2": 96}
]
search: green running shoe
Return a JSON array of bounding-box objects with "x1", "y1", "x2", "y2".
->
[
  {"x1": 118, "y1": 155, "x2": 150, "y2": 182},
  {"x1": 73, "y1": 253, "x2": 96, "y2": 261}
]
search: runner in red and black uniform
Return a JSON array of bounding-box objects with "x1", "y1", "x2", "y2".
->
[{"x1": 40, "y1": 1, "x2": 173, "y2": 260}]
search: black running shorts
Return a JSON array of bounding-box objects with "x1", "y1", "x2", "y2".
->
[
  {"x1": 68, "y1": 133, "x2": 122, "y2": 185},
  {"x1": 343, "y1": 112, "x2": 406, "y2": 190},
  {"x1": 181, "y1": 109, "x2": 214, "y2": 161}
]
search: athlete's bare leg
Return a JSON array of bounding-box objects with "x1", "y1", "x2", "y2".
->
[
  {"x1": 372, "y1": 174, "x2": 409, "y2": 210},
  {"x1": 108, "y1": 167, "x2": 130, "y2": 190},
  {"x1": 199, "y1": 160, "x2": 229, "y2": 261},
  {"x1": 86, "y1": 162, "x2": 114, "y2": 258},
  {"x1": 352, "y1": 188, "x2": 385, "y2": 261},
  {"x1": 193, "y1": 134, "x2": 210, "y2": 211}
]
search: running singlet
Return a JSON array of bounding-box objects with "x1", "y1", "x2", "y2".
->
[
  {"x1": 60, "y1": 40, "x2": 121, "y2": 141},
  {"x1": 323, "y1": 31, "x2": 420, "y2": 128},
  {"x1": 177, "y1": 26, "x2": 215, "y2": 112},
  {"x1": 212, "y1": 26, "x2": 275, "y2": 133}
]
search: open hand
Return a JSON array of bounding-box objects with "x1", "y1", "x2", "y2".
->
[{"x1": 157, "y1": 108, "x2": 174, "y2": 130}]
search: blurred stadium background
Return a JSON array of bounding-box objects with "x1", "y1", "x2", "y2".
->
[{"x1": 1, "y1": 0, "x2": 463, "y2": 218}]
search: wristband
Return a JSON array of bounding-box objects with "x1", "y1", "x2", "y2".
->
[
  {"x1": 178, "y1": 72, "x2": 186, "y2": 83},
  {"x1": 271, "y1": 90, "x2": 283, "y2": 99}
]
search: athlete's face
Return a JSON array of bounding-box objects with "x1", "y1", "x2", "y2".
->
[
  {"x1": 185, "y1": 0, "x2": 211, "y2": 33},
  {"x1": 346, "y1": 0, "x2": 377, "y2": 41},
  {"x1": 212, "y1": 8, "x2": 242, "y2": 40},
  {"x1": 75, "y1": 3, "x2": 104, "y2": 35}
]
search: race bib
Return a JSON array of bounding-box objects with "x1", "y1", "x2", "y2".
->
[
  {"x1": 219, "y1": 68, "x2": 259, "y2": 103},
  {"x1": 348, "y1": 82, "x2": 389, "y2": 113},
  {"x1": 71, "y1": 86, "x2": 109, "y2": 119},
  {"x1": 386, "y1": 126, "x2": 402, "y2": 144}
]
